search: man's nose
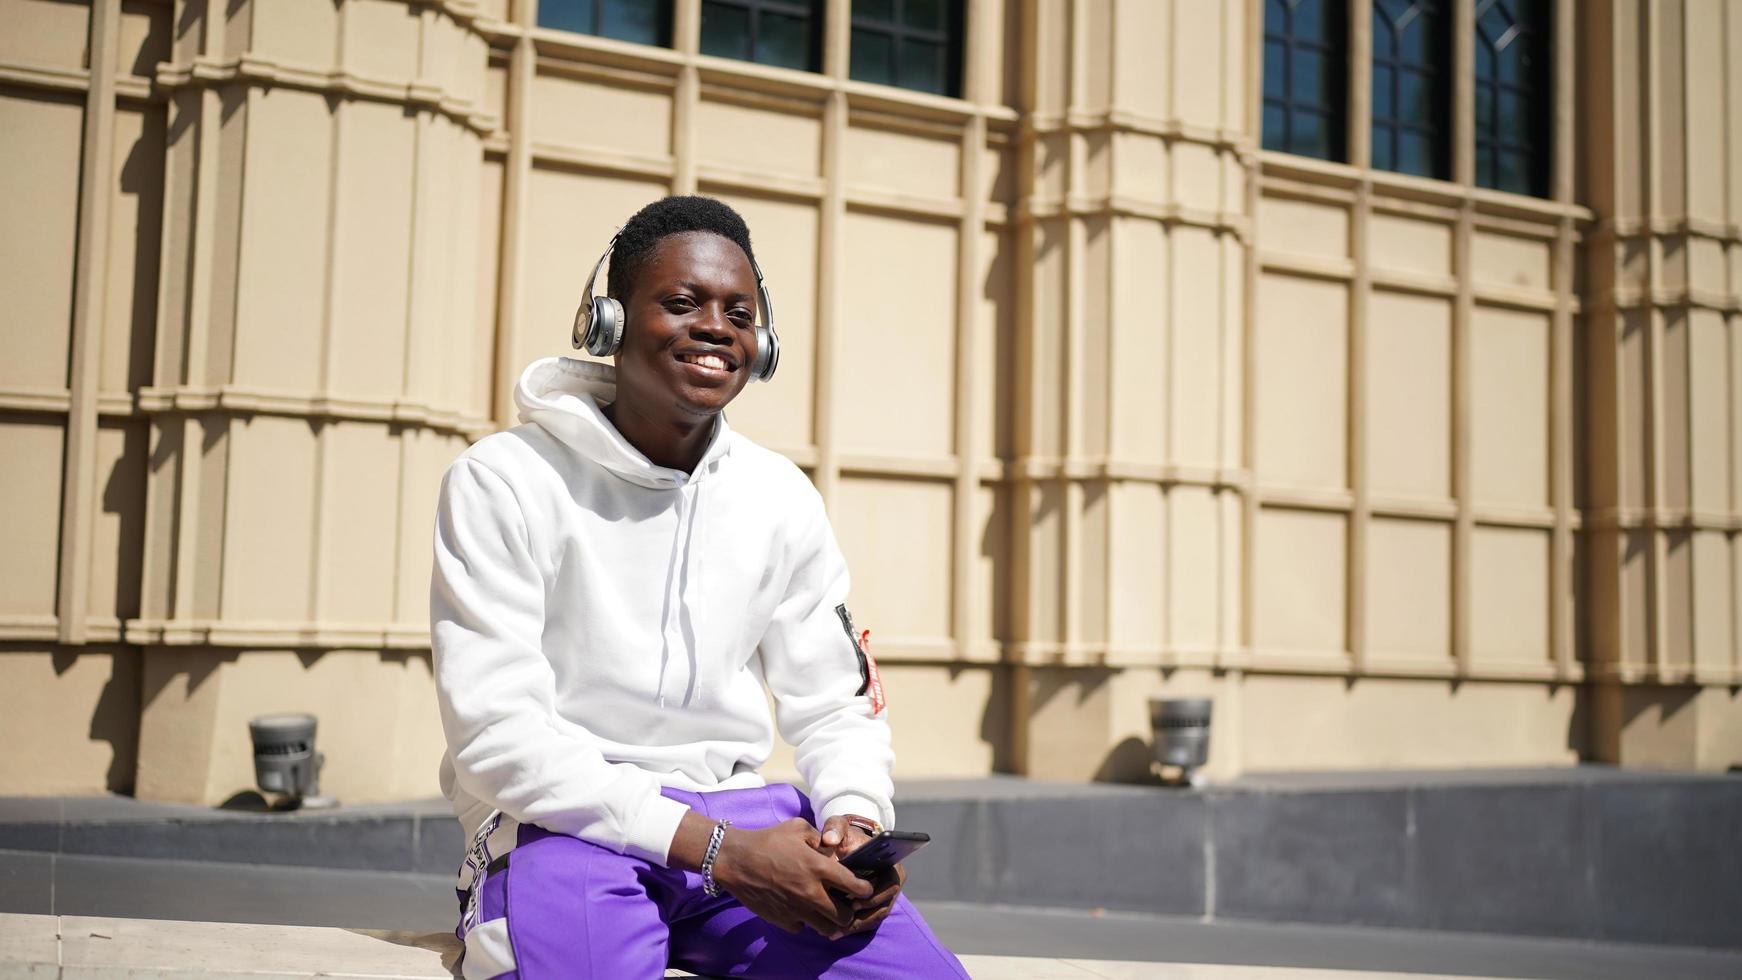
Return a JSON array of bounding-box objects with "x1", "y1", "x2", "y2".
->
[{"x1": 690, "y1": 308, "x2": 734, "y2": 342}]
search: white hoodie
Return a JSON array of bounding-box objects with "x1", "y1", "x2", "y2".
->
[{"x1": 431, "y1": 357, "x2": 895, "y2": 867}]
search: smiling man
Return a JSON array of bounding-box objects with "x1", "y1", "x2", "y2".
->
[{"x1": 431, "y1": 196, "x2": 969, "y2": 979}]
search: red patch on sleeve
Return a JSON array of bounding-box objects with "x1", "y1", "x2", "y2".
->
[{"x1": 860, "y1": 629, "x2": 887, "y2": 714}]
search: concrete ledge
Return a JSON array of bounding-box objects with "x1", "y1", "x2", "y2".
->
[
  {"x1": 0, "y1": 913, "x2": 1489, "y2": 980},
  {"x1": 4, "y1": 769, "x2": 1739, "y2": 950},
  {"x1": 892, "y1": 770, "x2": 1742, "y2": 950}
]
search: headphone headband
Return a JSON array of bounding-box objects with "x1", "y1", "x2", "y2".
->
[{"x1": 572, "y1": 229, "x2": 779, "y2": 383}]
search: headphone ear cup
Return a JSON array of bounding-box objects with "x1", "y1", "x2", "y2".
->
[
  {"x1": 585, "y1": 296, "x2": 625, "y2": 357},
  {"x1": 751, "y1": 324, "x2": 779, "y2": 383}
]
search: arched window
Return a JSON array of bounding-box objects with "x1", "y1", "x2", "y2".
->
[
  {"x1": 1474, "y1": 0, "x2": 1551, "y2": 196},
  {"x1": 1263, "y1": 0, "x2": 1348, "y2": 162},
  {"x1": 1371, "y1": 0, "x2": 1450, "y2": 179}
]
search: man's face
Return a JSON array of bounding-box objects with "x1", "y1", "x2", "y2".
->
[{"x1": 613, "y1": 230, "x2": 759, "y2": 420}]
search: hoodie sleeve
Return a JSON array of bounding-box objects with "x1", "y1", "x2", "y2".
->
[
  {"x1": 758, "y1": 483, "x2": 897, "y2": 831},
  {"x1": 431, "y1": 457, "x2": 691, "y2": 865}
]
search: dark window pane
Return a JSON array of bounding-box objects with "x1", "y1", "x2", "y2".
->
[
  {"x1": 1372, "y1": 129, "x2": 1393, "y2": 170},
  {"x1": 540, "y1": 0, "x2": 597, "y2": 34},
  {"x1": 1294, "y1": 0, "x2": 1326, "y2": 41},
  {"x1": 1294, "y1": 110, "x2": 1330, "y2": 158},
  {"x1": 1398, "y1": 15, "x2": 1430, "y2": 60},
  {"x1": 903, "y1": 0, "x2": 945, "y2": 31},
  {"x1": 1398, "y1": 69, "x2": 1428, "y2": 123},
  {"x1": 1292, "y1": 49, "x2": 1328, "y2": 104},
  {"x1": 1497, "y1": 91, "x2": 1522, "y2": 139},
  {"x1": 898, "y1": 38, "x2": 946, "y2": 94},
  {"x1": 759, "y1": 11, "x2": 812, "y2": 70},
  {"x1": 850, "y1": 28, "x2": 895, "y2": 85},
  {"x1": 1262, "y1": 0, "x2": 1346, "y2": 161},
  {"x1": 857, "y1": 0, "x2": 894, "y2": 22},
  {"x1": 600, "y1": 0, "x2": 663, "y2": 45},
  {"x1": 1264, "y1": 41, "x2": 1287, "y2": 98},
  {"x1": 700, "y1": 1, "x2": 752, "y2": 60},
  {"x1": 1478, "y1": 4, "x2": 1509, "y2": 43},
  {"x1": 1475, "y1": 0, "x2": 1549, "y2": 194},
  {"x1": 1498, "y1": 149, "x2": 1525, "y2": 193},
  {"x1": 1263, "y1": 104, "x2": 1288, "y2": 147},
  {"x1": 1396, "y1": 131, "x2": 1433, "y2": 176},
  {"x1": 1372, "y1": 64, "x2": 1394, "y2": 119},
  {"x1": 1498, "y1": 44, "x2": 1523, "y2": 84},
  {"x1": 1374, "y1": 21, "x2": 1394, "y2": 58}
]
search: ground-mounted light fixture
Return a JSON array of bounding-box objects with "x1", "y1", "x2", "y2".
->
[
  {"x1": 248, "y1": 713, "x2": 337, "y2": 809},
  {"x1": 1149, "y1": 697, "x2": 1212, "y2": 788}
]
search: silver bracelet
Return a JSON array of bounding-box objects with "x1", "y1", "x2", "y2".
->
[{"x1": 701, "y1": 817, "x2": 732, "y2": 897}]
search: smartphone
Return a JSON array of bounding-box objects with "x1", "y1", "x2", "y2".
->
[{"x1": 839, "y1": 830, "x2": 930, "y2": 879}]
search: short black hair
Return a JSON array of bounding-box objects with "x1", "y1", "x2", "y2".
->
[{"x1": 606, "y1": 195, "x2": 755, "y2": 301}]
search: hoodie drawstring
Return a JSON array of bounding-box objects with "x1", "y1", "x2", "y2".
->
[{"x1": 656, "y1": 467, "x2": 710, "y2": 709}]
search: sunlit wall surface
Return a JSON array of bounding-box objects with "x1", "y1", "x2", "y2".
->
[{"x1": 1, "y1": 0, "x2": 1739, "y2": 803}]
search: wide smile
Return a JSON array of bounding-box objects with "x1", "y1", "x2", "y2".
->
[{"x1": 673, "y1": 349, "x2": 737, "y2": 384}]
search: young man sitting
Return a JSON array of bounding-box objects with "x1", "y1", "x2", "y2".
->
[{"x1": 431, "y1": 195, "x2": 969, "y2": 978}]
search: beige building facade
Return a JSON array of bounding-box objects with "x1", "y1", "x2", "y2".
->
[{"x1": 2, "y1": 0, "x2": 1740, "y2": 803}]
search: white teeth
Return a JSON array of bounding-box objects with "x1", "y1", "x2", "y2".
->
[{"x1": 682, "y1": 353, "x2": 728, "y2": 371}]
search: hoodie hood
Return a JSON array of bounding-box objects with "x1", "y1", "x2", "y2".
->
[{"x1": 514, "y1": 357, "x2": 732, "y2": 489}]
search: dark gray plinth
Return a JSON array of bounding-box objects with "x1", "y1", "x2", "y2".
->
[
  {"x1": 900, "y1": 787, "x2": 1205, "y2": 915},
  {"x1": 1210, "y1": 789, "x2": 1411, "y2": 928},
  {"x1": 4, "y1": 768, "x2": 1739, "y2": 950}
]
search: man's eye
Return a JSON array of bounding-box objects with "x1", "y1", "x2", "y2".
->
[{"x1": 728, "y1": 308, "x2": 754, "y2": 323}]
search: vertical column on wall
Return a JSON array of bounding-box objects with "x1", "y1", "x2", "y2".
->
[
  {"x1": 56, "y1": 0, "x2": 122, "y2": 646},
  {"x1": 1007, "y1": 0, "x2": 1063, "y2": 774},
  {"x1": 812, "y1": 0, "x2": 851, "y2": 508},
  {"x1": 1011, "y1": 0, "x2": 1254, "y2": 779},
  {"x1": 671, "y1": 0, "x2": 700, "y2": 194},
  {"x1": 1345, "y1": 0, "x2": 1372, "y2": 673},
  {"x1": 1057, "y1": 0, "x2": 1089, "y2": 671},
  {"x1": 493, "y1": 1, "x2": 537, "y2": 426},
  {"x1": 53, "y1": 0, "x2": 122, "y2": 644},
  {"x1": 1549, "y1": 0, "x2": 1577, "y2": 680},
  {"x1": 954, "y1": 0, "x2": 994, "y2": 663},
  {"x1": 1450, "y1": 0, "x2": 1477, "y2": 675},
  {"x1": 1582, "y1": 0, "x2": 1640, "y2": 718},
  {"x1": 1237, "y1": 0, "x2": 1260, "y2": 670},
  {"x1": 1584, "y1": 0, "x2": 1742, "y2": 769},
  {"x1": 139, "y1": 0, "x2": 227, "y2": 637},
  {"x1": 1640, "y1": 0, "x2": 1670, "y2": 682}
]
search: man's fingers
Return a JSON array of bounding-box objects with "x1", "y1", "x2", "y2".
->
[
  {"x1": 843, "y1": 903, "x2": 895, "y2": 935},
  {"x1": 851, "y1": 865, "x2": 900, "y2": 904},
  {"x1": 818, "y1": 859, "x2": 874, "y2": 899},
  {"x1": 819, "y1": 815, "x2": 848, "y2": 849}
]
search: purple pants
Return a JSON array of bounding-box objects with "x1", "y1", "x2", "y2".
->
[{"x1": 456, "y1": 784, "x2": 969, "y2": 979}]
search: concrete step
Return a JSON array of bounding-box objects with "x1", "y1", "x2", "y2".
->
[
  {"x1": 0, "y1": 913, "x2": 1634, "y2": 980},
  {"x1": 4, "y1": 852, "x2": 1741, "y2": 979}
]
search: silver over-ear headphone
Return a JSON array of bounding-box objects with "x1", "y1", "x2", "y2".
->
[{"x1": 572, "y1": 230, "x2": 781, "y2": 383}]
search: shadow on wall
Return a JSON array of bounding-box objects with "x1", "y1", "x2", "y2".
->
[{"x1": 48, "y1": 646, "x2": 141, "y2": 795}]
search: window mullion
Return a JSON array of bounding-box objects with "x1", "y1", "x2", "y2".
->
[
  {"x1": 1351, "y1": 0, "x2": 1374, "y2": 169},
  {"x1": 1452, "y1": 0, "x2": 1476, "y2": 186}
]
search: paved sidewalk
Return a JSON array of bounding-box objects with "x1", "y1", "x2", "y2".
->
[
  {"x1": 0, "y1": 913, "x2": 1498, "y2": 979},
  {"x1": 5, "y1": 852, "x2": 1742, "y2": 979}
]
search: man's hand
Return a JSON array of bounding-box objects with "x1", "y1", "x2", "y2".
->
[
  {"x1": 818, "y1": 815, "x2": 906, "y2": 936},
  {"x1": 709, "y1": 818, "x2": 873, "y2": 937}
]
